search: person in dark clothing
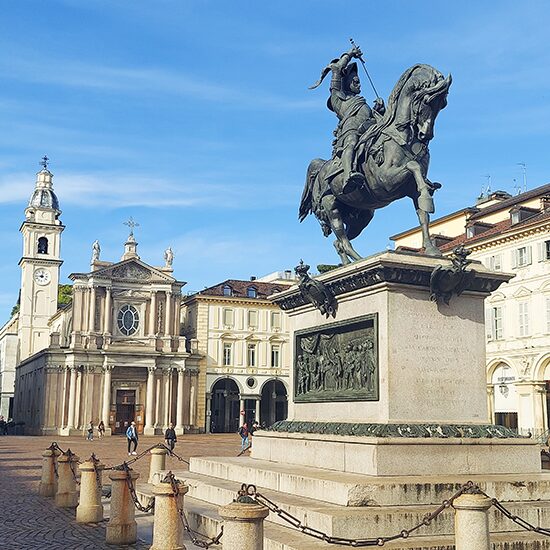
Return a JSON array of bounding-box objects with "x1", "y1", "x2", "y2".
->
[
  {"x1": 164, "y1": 422, "x2": 177, "y2": 454},
  {"x1": 126, "y1": 421, "x2": 138, "y2": 455}
]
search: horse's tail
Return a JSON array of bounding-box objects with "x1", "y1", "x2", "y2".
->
[{"x1": 299, "y1": 158, "x2": 326, "y2": 222}]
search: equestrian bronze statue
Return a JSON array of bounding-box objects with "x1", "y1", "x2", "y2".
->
[{"x1": 299, "y1": 45, "x2": 452, "y2": 264}]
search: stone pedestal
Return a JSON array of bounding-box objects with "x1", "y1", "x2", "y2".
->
[
  {"x1": 453, "y1": 493, "x2": 492, "y2": 550},
  {"x1": 55, "y1": 452, "x2": 79, "y2": 508},
  {"x1": 106, "y1": 468, "x2": 139, "y2": 545},
  {"x1": 149, "y1": 446, "x2": 168, "y2": 484},
  {"x1": 255, "y1": 251, "x2": 539, "y2": 475},
  {"x1": 76, "y1": 458, "x2": 104, "y2": 523},
  {"x1": 150, "y1": 480, "x2": 188, "y2": 550},
  {"x1": 218, "y1": 500, "x2": 269, "y2": 550},
  {"x1": 39, "y1": 447, "x2": 60, "y2": 497}
]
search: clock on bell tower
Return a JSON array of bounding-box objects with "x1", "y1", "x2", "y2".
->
[{"x1": 18, "y1": 158, "x2": 64, "y2": 360}]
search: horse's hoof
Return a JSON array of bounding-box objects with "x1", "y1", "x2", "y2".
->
[{"x1": 424, "y1": 244, "x2": 443, "y2": 257}]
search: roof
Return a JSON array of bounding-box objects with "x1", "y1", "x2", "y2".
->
[
  {"x1": 470, "y1": 182, "x2": 550, "y2": 220},
  {"x1": 438, "y1": 208, "x2": 550, "y2": 252},
  {"x1": 191, "y1": 279, "x2": 286, "y2": 300},
  {"x1": 390, "y1": 182, "x2": 550, "y2": 241}
]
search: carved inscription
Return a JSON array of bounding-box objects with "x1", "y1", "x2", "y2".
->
[
  {"x1": 294, "y1": 314, "x2": 378, "y2": 402},
  {"x1": 395, "y1": 316, "x2": 470, "y2": 410}
]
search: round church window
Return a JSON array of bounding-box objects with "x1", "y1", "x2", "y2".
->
[{"x1": 117, "y1": 304, "x2": 139, "y2": 336}]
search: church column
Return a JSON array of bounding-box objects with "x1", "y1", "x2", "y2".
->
[
  {"x1": 149, "y1": 291, "x2": 157, "y2": 336},
  {"x1": 88, "y1": 286, "x2": 96, "y2": 332},
  {"x1": 163, "y1": 368, "x2": 173, "y2": 428},
  {"x1": 103, "y1": 287, "x2": 112, "y2": 334},
  {"x1": 72, "y1": 287, "x2": 83, "y2": 332},
  {"x1": 175, "y1": 367, "x2": 185, "y2": 433},
  {"x1": 101, "y1": 365, "x2": 113, "y2": 427},
  {"x1": 165, "y1": 291, "x2": 172, "y2": 336},
  {"x1": 66, "y1": 366, "x2": 78, "y2": 430},
  {"x1": 144, "y1": 367, "x2": 156, "y2": 434}
]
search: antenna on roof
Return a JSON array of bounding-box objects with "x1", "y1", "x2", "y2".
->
[
  {"x1": 517, "y1": 162, "x2": 527, "y2": 193},
  {"x1": 479, "y1": 174, "x2": 491, "y2": 199},
  {"x1": 512, "y1": 179, "x2": 522, "y2": 195}
]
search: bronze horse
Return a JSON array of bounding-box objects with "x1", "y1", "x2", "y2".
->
[{"x1": 299, "y1": 64, "x2": 452, "y2": 264}]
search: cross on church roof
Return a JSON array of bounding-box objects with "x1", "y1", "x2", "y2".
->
[
  {"x1": 124, "y1": 216, "x2": 140, "y2": 237},
  {"x1": 39, "y1": 155, "x2": 49, "y2": 170}
]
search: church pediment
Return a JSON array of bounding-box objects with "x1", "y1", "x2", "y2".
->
[{"x1": 92, "y1": 259, "x2": 177, "y2": 283}]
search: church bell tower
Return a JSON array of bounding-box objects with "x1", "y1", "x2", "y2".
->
[{"x1": 18, "y1": 158, "x2": 64, "y2": 360}]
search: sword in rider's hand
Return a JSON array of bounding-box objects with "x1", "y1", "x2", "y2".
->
[{"x1": 349, "y1": 37, "x2": 381, "y2": 100}]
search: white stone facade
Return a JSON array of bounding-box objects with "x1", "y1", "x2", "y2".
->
[
  {"x1": 182, "y1": 278, "x2": 293, "y2": 433},
  {"x1": 391, "y1": 183, "x2": 550, "y2": 436}
]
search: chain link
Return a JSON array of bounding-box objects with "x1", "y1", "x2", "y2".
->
[
  {"x1": 64, "y1": 449, "x2": 81, "y2": 486},
  {"x1": 89, "y1": 453, "x2": 102, "y2": 491},
  {"x1": 163, "y1": 471, "x2": 223, "y2": 548},
  {"x1": 122, "y1": 463, "x2": 155, "y2": 513},
  {"x1": 237, "y1": 482, "x2": 472, "y2": 547}
]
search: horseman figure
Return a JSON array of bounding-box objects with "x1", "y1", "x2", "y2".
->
[
  {"x1": 301, "y1": 44, "x2": 452, "y2": 264},
  {"x1": 310, "y1": 46, "x2": 385, "y2": 195}
]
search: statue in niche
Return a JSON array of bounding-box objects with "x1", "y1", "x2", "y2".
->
[
  {"x1": 164, "y1": 247, "x2": 174, "y2": 267},
  {"x1": 91, "y1": 240, "x2": 100, "y2": 262}
]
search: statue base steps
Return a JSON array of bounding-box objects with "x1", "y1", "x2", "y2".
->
[{"x1": 142, "y1": 461, "x2": 550, "y2": 549}]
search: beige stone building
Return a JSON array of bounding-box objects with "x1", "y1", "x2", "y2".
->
[
  {"x1": 0, "y1": 315, "x2": 18, "y2": 419},
  {"x1": 181, "y1": 272, "x2": 295, "y2": 433},
  {"x1": 11, "y1": 165, "x2": 201, "y2": 436},
  {"x1": 391, "y1": 182, "x2": 550, "y2": 436}
]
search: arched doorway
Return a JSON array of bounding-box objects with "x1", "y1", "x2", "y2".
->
[
  {"x1": 210, "y1": 378, "x2": 240, "y2": 433},
  {"x1": 261, "y1": 380, "x2": 288, "y2": 427}
]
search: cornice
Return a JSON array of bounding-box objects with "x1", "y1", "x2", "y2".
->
[
  {"x1": 18, "y1": 257, "x2": 63, "y2": 267},
  {"x1": 467, "y1": 221, "x2": 550, "y2": 253}
]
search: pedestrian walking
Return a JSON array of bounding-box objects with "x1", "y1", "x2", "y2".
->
[
  {"x1": 126, "y1": 421, "x2": 139, "y2": 455},
  {"x1": 86, "y1": 421, "x2": 94, "y2": 441},
  {"x1": 97, "y1": 420, "x2": 105, "y2": 439},
  {"x1": 164, "y1": 422, "x2": 177, "y2": 455},
  {"x1": 238, "y1": 422, "x2": 249, "y2": 451},
  {"x1": 0, "y1": 416, "x2": 6, "y2": 436}
]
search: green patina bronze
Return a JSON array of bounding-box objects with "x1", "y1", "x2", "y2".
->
[{"x1": 267, "y1": 420, "x2": 522, "y2": 439}]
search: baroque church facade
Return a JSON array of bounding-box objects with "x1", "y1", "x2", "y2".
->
[{"x1": 10, "y1": 165, "x2": 201, "y2": 436}]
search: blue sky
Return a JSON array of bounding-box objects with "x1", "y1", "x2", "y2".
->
[{"x1": 0, "y1": 1, "x2": 549, "y2": 321}]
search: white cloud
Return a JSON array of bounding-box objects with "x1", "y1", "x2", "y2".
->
[{"x1": 0, "y1": 170, "x2": 297, "y2": 210}]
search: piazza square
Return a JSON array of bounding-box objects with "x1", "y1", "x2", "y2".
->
[{"x1": 0, "y1": 2, "x2": 549, "y2": 549}]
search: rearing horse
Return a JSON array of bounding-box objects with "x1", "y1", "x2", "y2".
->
[{"x1": 299, "y1": 64, "x2": 452, "y2": 264}]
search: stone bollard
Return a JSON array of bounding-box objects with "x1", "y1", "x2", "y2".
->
[
  {"x1": 106, "y1": 467, "x2": 140, "y2": 545},
  {"x1": 39, "y1": 446, "x2": 60, "y2": 497},
  {"x1": 150, "y1": 477, "x2": 189, "y2": 550},
  {"x1": 76, "y1": 457, "x2": 105, "y2": 523},
  {"x1": 55, "y1": 451, "x2": 80, "y2": 508},
  {"x1": 149, "y1": 446, "x2": 168, "y2": 484},
  {"x1": 219, "y1": 496, "x2": 269, "y2": 550},
  {"x1": 453, "y1": 492, "x2": 493, "y2": 550}
]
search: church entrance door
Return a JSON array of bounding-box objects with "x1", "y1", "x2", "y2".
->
[{"x1": 115, "y1": 389, "x2": 136, "y2": 434}]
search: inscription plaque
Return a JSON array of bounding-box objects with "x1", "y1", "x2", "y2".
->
[{"x1": 294, "y1": 314, "x2": 378, "y2": 402}]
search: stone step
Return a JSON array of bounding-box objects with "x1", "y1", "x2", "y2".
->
[
  {"x1": 141, "y1": 472, "x2": 550, "y2": 539},
  {"x1": 184, "y1": 494, "x2": 550, "y2": 550},
  {"x1": 189, "y1": 455, "x2": 550, "y2": 506}
]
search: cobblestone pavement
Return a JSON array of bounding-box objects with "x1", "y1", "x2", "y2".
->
[{"x1": 0, "y1": 433, "x2": 242, "y2": 549}]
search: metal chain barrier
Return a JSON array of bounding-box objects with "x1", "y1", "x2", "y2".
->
[
  {"x1": 89, "y1": 453, "x2": 102, "y2": 491},
  {"x1": 239, "y1": 482, "x2": 473, "y2": 547},
  {"x1": 120, "y1": 463, "x2": 155, "y2": 513},
  {"x1": 482, "y1": 491, "x2": 550, "y2": 537},
  {"x1": 65, "y1": 449, "x2": 81, "y2": 486},
  {"x1": 164, "y1": 471, "x2": 223, "y2": 548}
]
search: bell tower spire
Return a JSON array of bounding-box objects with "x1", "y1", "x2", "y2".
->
[{"x1": 18, "y1": 157, "x2": 64, "y2": 360}]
